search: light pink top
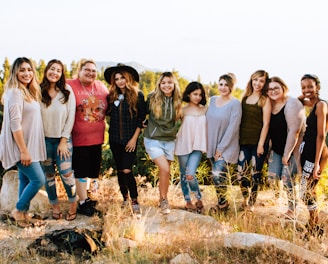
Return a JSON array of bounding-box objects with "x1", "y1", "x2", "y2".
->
[
  {"x1": 0, "y1": 88, "x2": 46, "y2": 169},
  {"x1": 175, "y1": 113, "x2": 207, "y2": 155}
]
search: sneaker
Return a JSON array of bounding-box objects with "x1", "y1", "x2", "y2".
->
[
  {"x1": 77, "y1": 198, "x2": 98, "y2": 217},
  {"x1": 159, "y1": 199, "x2": 171, "y2": 214},
  {"x1": 131, "y1": 200, "x2": 141, "y2": 216},
  {"x1": 121, "y1": 199, "x2": 129, "y2": 209}
]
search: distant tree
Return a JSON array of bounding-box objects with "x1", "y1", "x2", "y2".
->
[
  {"x1": 0, "y1": 57, "x2": 11, "y2": 97},
  {"x1": 37, "y1": 59, "x2": 46, "y2": 82},
  {"x1": 139, "y1": 71, "x2": 156, "y2": 96},
  {"x1": 70, "y1": 61, "x2": 78, "y2": 79},
  {"x1": 208, "y1": 82, "x2": 219, "y2": 97},
  {"x1": 232, "y1": 87, "x2": 244, "y2": 100},
  {"x1": 98, "y1": 66, "x2": 106, "y2": 83},
  {"x1": 63, "y1": 63, "x2": 71, "y2": 79}
]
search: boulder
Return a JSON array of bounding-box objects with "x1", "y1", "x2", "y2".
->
[
  {"x1": 224, "y1": 232, "x2": 328, "y2": 264},
  {"x1": 0, "y1": 170, "x2": 49, "y2": 213}
]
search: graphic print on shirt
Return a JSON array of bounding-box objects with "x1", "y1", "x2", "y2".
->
[{"x1": 77, "y1": 95, "x2": 106, "y2": 122}]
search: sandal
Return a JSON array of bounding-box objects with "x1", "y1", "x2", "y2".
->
[
  {"x1": 65, "y1": 212, "x2": 77, "y2": 221},
  {"x1": 184, "y1": 201, "x2": 196, "y2": 212},
  {"x1": 11, "y1": 218, "x2": 33, "y2": 228},
  {"x1": 52, "y1": 211, "x2": 63, "y2": 220},
  {"x1": 195, "y1": 200, "x2": 204, "y2": 214},
  {"x1": 7, "y1": 215, "x2": 33, "y2": 228}
]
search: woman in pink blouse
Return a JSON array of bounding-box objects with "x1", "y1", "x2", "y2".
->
[{"x1": 175, "y1": 82, "x2": 207, "y2": 213}]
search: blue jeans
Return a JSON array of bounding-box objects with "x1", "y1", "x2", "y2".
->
[
  {"x1": 238, "y1": 144, "x2": 268, "y2": 206},
  {"x1": 210, "y1": 157, "x2": 230, "y2": 205},
  {"x1": 16, "y1": 161, "x2": 45, "y2": 212},
  {"x1": 41, "y1": 137, "x2": 76, "y2": 204},
  {"x1": 268, "y1": 150, "x2": 298, "y2": 210},
  {"x1": 177, "y1": 151, "x2": 202, "y2": 202}
]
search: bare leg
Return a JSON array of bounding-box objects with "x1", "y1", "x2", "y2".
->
[{"x1": 153, "y1": 155, "x2": 171, "y2": 199}]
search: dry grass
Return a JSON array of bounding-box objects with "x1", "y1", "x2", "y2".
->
[{"x1": 0, "y1": 174, "x2": 327, "y2": 263}]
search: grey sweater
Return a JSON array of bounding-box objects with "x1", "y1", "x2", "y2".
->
[
  {"x1": 282, "y1": 97, "x2": 306, "y2": 159},
  {"x1": 206, "y1": 96, "x2": 242, "y2": 163}
]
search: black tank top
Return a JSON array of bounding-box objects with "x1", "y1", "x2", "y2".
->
[
  {"x1": 269, "y1": 106, "x2": 287, "y2": 156},
  {"x1": 303, "y1": 102, "x2": 318, "y2": 158}
]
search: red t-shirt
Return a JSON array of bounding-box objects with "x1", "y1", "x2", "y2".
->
[{"x1": 67, "y1": 78, "x2": 109, "y2": 147}]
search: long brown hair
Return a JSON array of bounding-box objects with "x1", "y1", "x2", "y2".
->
[
  {"x1": 40, "y1": 59, "x2": 70, "y2": 107},
  {"x1": 108, "y1": 71, "x2": 139, "y2": 118}
]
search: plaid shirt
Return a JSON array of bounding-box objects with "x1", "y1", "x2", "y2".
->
[{"x1": 108, "y1": 91, "x2": 146, "y2": 145}]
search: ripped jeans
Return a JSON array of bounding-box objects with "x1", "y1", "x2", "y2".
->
[
  {"x1": 177, "y1": 151, "x2": 202, "y2": 202},
  {"x1": 41, "y1": 137, "x2": 76, "y2": 204},
  {"x1": 210, "y1": 157, "x2": 230, "y2": 206},
  {"x1": 268, "y1": 150, "x2": 298, "y2": 211},
  {"x1": 238, "y1": 144, "x2": 268, "y2": 206}
]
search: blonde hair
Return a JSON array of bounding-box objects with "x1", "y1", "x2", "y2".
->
[
  {"x1": 149, "y1": 72, "x2": 181, "y2": 119},
  {"x1": 242, "y1": 70, "x2": 269, "y2": 107},
  {"x1": 2, "y1": 57, "x2": 40, "y2": 103},
  {"x1": 77, "y1": 58, "x2": 97, "y2": 71}
]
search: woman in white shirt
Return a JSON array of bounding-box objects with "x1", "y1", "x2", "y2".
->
[{"x1": 40, "y1": 59, "x2": 77, "y2": 221}]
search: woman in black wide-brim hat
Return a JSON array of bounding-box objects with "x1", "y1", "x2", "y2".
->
[{"x1": 104, "y1": 64, "x2": 146, "y2": 216}]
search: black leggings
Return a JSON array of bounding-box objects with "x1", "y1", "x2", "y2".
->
[{"x1": 110, "y1": 141, "x2": 138, "y2": 199}]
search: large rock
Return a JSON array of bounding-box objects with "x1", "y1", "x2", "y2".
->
[
  {"x1": 102, "y1": 205, "x2": 232, "y2": 247},
  {"x1": 224, "y1": 232, "x2": 328, "y2": 264},
  {"x1": 0, "y1": 170, "x2": 49, "y2": 213}
]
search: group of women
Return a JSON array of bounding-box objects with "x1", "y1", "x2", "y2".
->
[
  {"x1": 157, "y1": 69, "x2": 327, "y2": 238},
  {"x1": 0, "y1": 58, "x2": 326, "y2": 237}
]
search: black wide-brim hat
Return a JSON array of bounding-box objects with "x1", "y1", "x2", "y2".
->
[{"x1": 104, "y1": 63, "x2": 139, "y2": 83}]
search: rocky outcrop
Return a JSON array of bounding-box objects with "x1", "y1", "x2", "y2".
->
[{"x1": 0, "y1": 170, "x2": 49, "y2": 213}]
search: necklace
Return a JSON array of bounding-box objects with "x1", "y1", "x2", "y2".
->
[{"x1": 80, "y1": 81, "x2": 96, "y2": 103}]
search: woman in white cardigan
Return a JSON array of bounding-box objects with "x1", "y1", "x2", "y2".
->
[
  {"x1": 0, "y1": 57, "x2": 46, "y2": 227},
  {"x1": 40, "y1": 59, "x2": 77, "y2": 221}
]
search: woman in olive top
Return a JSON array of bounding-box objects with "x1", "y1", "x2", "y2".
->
[{"x1": 238, "y1": 70, "x2": 271, "y2": 212}]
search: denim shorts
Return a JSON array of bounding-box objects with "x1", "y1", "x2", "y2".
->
[{"x1": 144, "y1": 137, "x2": 175, "y2": 161}]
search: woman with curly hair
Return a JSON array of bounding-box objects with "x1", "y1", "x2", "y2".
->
[{"x1": 104, "y1": 64, "x2": 146, "y2": 216}]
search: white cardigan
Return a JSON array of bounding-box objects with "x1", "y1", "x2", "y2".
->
[{"x1": 0, "y1": 88, "x2": 46, "y2": 169}]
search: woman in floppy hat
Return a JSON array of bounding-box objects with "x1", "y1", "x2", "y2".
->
[{"x1": 104, "y1": 64, "x2": 146, "y2": 217}]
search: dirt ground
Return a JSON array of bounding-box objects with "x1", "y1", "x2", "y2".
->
[{"x1": 0, "y1": 179, "x2": 328, "y2": 262}]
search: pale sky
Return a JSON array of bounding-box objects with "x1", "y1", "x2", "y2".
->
[{"x1": 1, "y1": 0, "x2": 327, "y2": 98}]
